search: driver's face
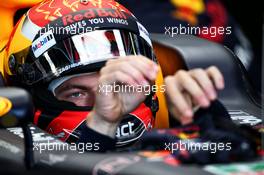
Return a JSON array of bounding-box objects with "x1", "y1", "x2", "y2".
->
[{"x1": 54, "y1": 73, "x2": 99, "y2": 107}]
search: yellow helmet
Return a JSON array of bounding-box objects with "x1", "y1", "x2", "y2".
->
[{"x1": 0, "y1": 0, "x2": 42, "y2": 79}]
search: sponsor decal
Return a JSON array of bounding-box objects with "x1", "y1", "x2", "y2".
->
[
  {"x1": 61, "y1": 9, "x2": 128, "y2": 26},
  {"x1": 57, "y1": 62, "x2": 83, "y2": 74},
  {"x1": 229, "y1": 110, "x2": 262, "y2": 126},
  {"x1": 37, "y1": 9, "x2": 139, "y2": 43},
  {"x1": 28, "y1": 0, "x2": 131, "y2": 27},
  {"x1": 32, "y1": 30, "x2": 56, "y2": 58},
  {"x1": 53, "y1": 10, "x2": 132, "y2": 36},
  {"x1": 106, "y1": 18, "x2": 128, "y2": 25},
  {"x1": 116, "y1": 103, "x2": 153, "y2": 147},
  {"x1": 116, "y1": 121, "x2": 135, "y2": 138},
  {"x1": 116, "y1": 114, "x2": 146, "y2": 146}
]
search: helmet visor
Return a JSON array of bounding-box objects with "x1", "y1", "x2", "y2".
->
[{"x1": 20, "y1": 29, "x2": 154, "y2": 85}]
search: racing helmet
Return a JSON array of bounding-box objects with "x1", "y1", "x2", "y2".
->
[{"x1": 4, "y1": 0, "x2": 161, "y2": 147}]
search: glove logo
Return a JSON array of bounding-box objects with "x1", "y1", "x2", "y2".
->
[{"x1": 116, "y1": 121, "x2": 135, "y2": 137}]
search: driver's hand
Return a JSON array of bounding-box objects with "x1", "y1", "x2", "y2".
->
[
  {"x1": 164, "y1": 67, "x2": 224, "y2": 125},
  {"x1": 86, "y1": 56, "x2": 159, "y2": 137}
]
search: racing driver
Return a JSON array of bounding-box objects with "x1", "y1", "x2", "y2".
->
[{"x1": 3, "y1": 0, "x2": 224, "y2": 151}]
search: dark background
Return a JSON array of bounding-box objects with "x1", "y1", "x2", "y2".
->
[{"x1": 222, "y1": 0, "x2": 263, "y2": 93}]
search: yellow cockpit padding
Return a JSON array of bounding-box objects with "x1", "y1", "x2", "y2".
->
[
  {"x1": 154, "y1": 68, "x2": 169, "y2": 129},
  {"x1": 0, "y1": 97, "x2": 12, "y2": 116}
]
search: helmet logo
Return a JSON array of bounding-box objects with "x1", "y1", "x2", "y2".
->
[
  {"x1": 61, "y1": 9, "x2": 127, "y2": 26},
  {"x1": 32, "y1": 30, "x2": 56, "y2": 58},
  {"x1": 80, "y1": 0, "x2": 89, "y2": 5}
]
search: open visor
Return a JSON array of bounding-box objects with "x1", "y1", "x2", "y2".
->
[{"x1": 19, "y1": 29, "x2": 155, "y2": 85}]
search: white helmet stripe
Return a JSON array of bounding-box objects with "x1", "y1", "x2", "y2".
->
[{"x1": 21, "y1": 15, "x2": 41, "y2": 41}]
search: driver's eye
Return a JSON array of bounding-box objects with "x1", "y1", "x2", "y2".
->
[{"x1": 69, "y1": 92, "x2": 84, "y2": 98}]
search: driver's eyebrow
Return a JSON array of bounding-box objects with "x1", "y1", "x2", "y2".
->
[{"x1": 56, "y1": 85, "x2": 90, "y2": 94}]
